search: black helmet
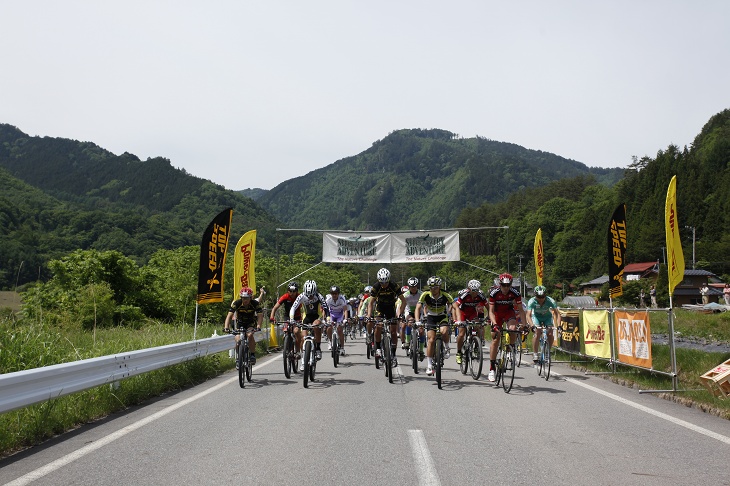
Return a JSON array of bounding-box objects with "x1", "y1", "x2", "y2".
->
[
  {"x1": 288, "y1": 281, "x2": 299, "y2": 292},
  {"x1": 330, "y1": 285, "x2": 340, "y2": 294}
]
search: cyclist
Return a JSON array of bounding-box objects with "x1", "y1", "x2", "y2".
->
[
  {"x1": 366, "y1": 268, "x2": 407, "y2": 364},
  {"x1": 269, "y1": 281, "x2": 302, "y2": 323},
  {"x1": 347, "y1": 296, "x2": 360, "y2": 335},
  {"x1": 290, "y1": 280, "x2": 330, "y2": 371},
  {"x1": 487, "y1": 273, "x2": 527, "y2": 382},
  {"x1": 454, "y1": 279, "x2": 488, "y2": 365},
  {"x1": 325, "y1": 285, "x2": 349, "y2": 356},
  {"x1": 414, "y1": 276, "x2": 462, "y2": 376},
  {"x1": 396, "y1": 277, "x2": 422, "y2": 352},
  {"x1": 224, "y1": 286, "x2": 263, "y2": 365},
  {"x1": 526, "y1": 285, "x2": 560, "y2": 368}
]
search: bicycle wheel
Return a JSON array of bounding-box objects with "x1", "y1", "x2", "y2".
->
[
  {"x1": 303, "y1": 340, "x2": 312, "y2": 388},
  {"x1": 537, "y1": 338, "x2": 544, "y2": 377},
  {"x1": 383, "y1": 336, "x2": 392, "y2": 382},
  {"x1": 459, "y1": 341, "x2": 469, "y2": 375},
  {"x1": 411, "y1": 337, "x2": 419, "y2": 374},
  {"x1": 245, "y1": 346, "x2": 253, "y2": 382},
  {"x1": 469, "y1": 336, "x2": 483, "y2": 380},
  {"x1": 544, "y1": 340, "x2": 551, "y2": 381},
  {"x1": 435, "y1": 337, "x2": 443, "y2": 389},
  {"x1": 516, "y1": 334, "x2": 523, "y2": 368},
  {"x1": 283, "y1": 334, "x2": 292, "y2": 379},
  {"x1": 502, "y1": 346, "x2": 515, "y2": 393},
  {"x1": 309, "y1": 350, "x2": 316, "y2": 382},
  {"x1": 237, "y1": 340, "x2": 246, "y2": 389},
  {"x1": 366, "y1": 333, "x2": 372, "y2": 360},
  {"x1": 332, "y1": 334, "x2": 339, "y2": 368}
]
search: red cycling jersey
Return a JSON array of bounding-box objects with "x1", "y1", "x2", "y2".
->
[
  {"x1": 488, "y1": 286, "x2": 522, "y2": 326},
  {"x1": 455, "y1": 288, "x2": 488, "y2": 321}
]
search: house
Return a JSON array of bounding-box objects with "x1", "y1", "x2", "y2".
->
[
  {"x1": 623, "y1": 261, "x2": 659, "y2": 281},
  {"x1": 581, "y1": 275, "x2": 609, "y2": 295},
  {"x1": 671, "y1": 269, "x2": 723, "y2": 306}
]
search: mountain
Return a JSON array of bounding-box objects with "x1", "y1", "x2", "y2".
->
[
  {"x1": 238, "y1": 188, "x2": 268, "y2": 201},
  {"x1": 255, "y1": 128, "x2": 624, "y2": 230}
]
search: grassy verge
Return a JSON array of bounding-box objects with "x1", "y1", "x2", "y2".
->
[{"x1": 0, "y1": 315, "x2": 249, "y2": 457}]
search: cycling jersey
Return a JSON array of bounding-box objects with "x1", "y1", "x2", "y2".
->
[
  {"x1": 276, "y1": 292, "x2": 301, "y2": 320},
  {"x1": 326, "y1": 294, "x2": 349, "y2": 322},
  {"x1": 358, "y1": 296, "x2": 374, "y2": 318},
  {"x1": 488, "y1": 286, "x2": 522, "y2": 326},
  {"x1": 229, "y1": 298, "x2": 263, "y2": 328},
  {"x1": 401, "y1": 289, "x2": 422, "y2": 316},
  {"x1": 290, "y1": 293, "x2": 330, "y2": 323},
  {"x1": 455, "y1": 288, "x2": 488, "y2": 321},
  {"x1": 527, "y1": 296, "x2": 558, "y2": 325},
  {"x1": 418, "y1": 291, "x2": 455, "y2": 316},
  {"x1": 371, "y1": 281, "x2": 401, "y2": 319}
]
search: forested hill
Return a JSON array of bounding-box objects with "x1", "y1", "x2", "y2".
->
[
  {"x1": 255, "y1": 128, "x2": 624, "y2": 230},
  {"x1": 0, "y1": 124, "x2": 288, "y2": 289}
]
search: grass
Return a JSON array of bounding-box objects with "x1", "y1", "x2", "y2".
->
[{"x1": 0, "y1": 314, "x2": 245, "y2": 457}]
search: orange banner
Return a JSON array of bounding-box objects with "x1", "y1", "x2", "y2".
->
[
  {"x1": 582, "y1": 310, "x2": 611, "y2": 358},
  {"x1": 614, "y1": 310, "x2": 652, "y2": 368}
]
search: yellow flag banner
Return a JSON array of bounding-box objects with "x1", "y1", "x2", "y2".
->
[
  {"x1": 614, "y1": 310, "x2": 652, "y2": 368},
  {"x1": 534, "y1": 228, "x2": 544, "y2": 286},
  {"x1": 234, "y1": 230, "x2": 256, "y2": 300},
  {"x1": 665, "y1": 175, "x2": 685, "y2": 295},
  {"x1": 582, "y1": 310, "x2": 611, "y2": 358}
]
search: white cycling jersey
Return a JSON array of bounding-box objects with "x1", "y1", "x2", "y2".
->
[{"x1": 326, "y1": 294, "x2": 348, "y2": 323}]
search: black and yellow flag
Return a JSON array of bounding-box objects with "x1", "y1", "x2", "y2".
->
[
  {"x1": 607, "y1": 203, "x2": 627, "y2": 299},
  {"x1": 196, "y1": 208, "x2": 233, "y2": 304}
]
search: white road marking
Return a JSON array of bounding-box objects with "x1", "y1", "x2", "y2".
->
[
  {"x1": 5, "y1": 357, "x2": 279, "y2": 486},
  {"x1": 559, "y1": 373, "x2": 730, "y2": 445},
  {"x1": 408, "y1": 429, "x2": 441, "y2": 486}
]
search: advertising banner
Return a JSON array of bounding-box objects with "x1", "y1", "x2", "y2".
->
[
  {"x1": 614, "y1": 310, "x2": 652, "y2": 368},
  {"x1": 665, "y1": 176, "x2": 685, "y2": 296},
  {"x1": 196, "y1": 208, "x2": 233, "y2": 304},
  {"x1": 322, "y1": 232, "x2": 391, "y2": 263},
  {"x1": 608, "y1": 204, "x2": 627, "y2": 299},
  {"x1": 234, "y1": 230, "x2": 256, "y2": 301},
  {"x1": 391, "y1": 231, "x2": 460, "y2": 263},
  {"x1": 558, "y1": 310, "x2": 581, "y2": 353},
  {"x1": 582, "y1": 310, "x2": 611, "y2": 358},
  {"x1": 534, "y1": 228, "x2": 544, "y2": 286}
]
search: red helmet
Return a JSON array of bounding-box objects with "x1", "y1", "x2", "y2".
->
[
  {"x1": 239, "y1": 287, "x2": 253, "y2": 298},
  {"x1": 498, "y1": 273, "x2": 513, "y2": 285}
]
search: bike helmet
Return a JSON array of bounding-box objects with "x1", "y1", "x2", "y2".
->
[
  {"x1": 534, "y1": 285, "x2": 547, "y2": 297},
  {"x1": 303, "y1": 280, "x2": 317, "y2": 297},
  {"x1": 330, "y1": 285, "x2": 340, "y2": 294},
  {"x1": 401, "y1": 286, "x2": 409, "y2": 294},
  {"x1": 239, "y1": 287, "x2": 253, "y2": 298},
  {"x1": 407, "y1": 277, "x2": 419, "y2": 287},
  {"x1": 364, "y1": 285, "x2": 373, "y2": 294},
  {"x1": 467, "y1": 279, "x2": 481, "y2": 291},
  {"x1": 498, "y1": 273, "x2": 513, "y2": 285},
  {"x1": 427, "y1": 276, "x2": 443, "y2": 287},
  {"x1": 376, "y1": 268, "x2": 391, "y2": 283},
  {"x1": 288, "y1": 281, "x2": 299, "y2": 293}
]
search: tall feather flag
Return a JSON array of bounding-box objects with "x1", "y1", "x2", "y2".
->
[
  {"x1": 665, "y1": 176, "x2": 685, "y2": 296},
  {"x1": 196, "y1": 208, "x2": 233, "y2": 304},
  {"x1": 534, "y1": 228, "x2": 544, "y2": 286},
  {"x1": 234, "y1": 230, "x2": 257, "y2": 300},
  {"x1": 607, "y1": 203, "x2": 627, "y2": 299}
]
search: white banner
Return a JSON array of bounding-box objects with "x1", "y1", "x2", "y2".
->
[
  {"x1": 391, "y1": 231, "x2": 460, "y2": 263},
  {"x1": 322, "y1": 233, "x2": 391, "y2": 263}
]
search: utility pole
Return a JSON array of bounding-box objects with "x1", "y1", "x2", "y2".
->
[
  {"x1": 517, "y1": 254, "x2": 524, "y2": 296},
  {"x1": 685, "y1": 226, "x2": 696, "y2": 269}
]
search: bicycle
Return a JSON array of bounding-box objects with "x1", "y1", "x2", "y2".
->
[
  {"x1": 300, "y1": 323, "x2": 321, "y2": 388},
  {"x1": 535, "y1": 325, "x2": 552, "y2": 380},
  {"x1": 225, "y1": 327, "x2": 256, "y2": 388},
  {"x1": 346, "y1": 317, "x2": 358, "y2": 341},
  {"x1": 328, "y1": 321, "x2": 341, "y2": 368},
  {"x1": 280, "y1": 320, "x2": 300, "y2": 379},
  {"x1": 425, "y1": 320, "x2": 452, "y2": 390},
  {"x1": 515, "y1": 324, "x2": 530, "y2": 367},
  {"x1": 371, "y1": 317, "x2": 397, "y2": 383},
  {"x1": 494, "y1": 327, "x2": 520, "y2": 393},
  {"x1": 409, "y1": 320, "x2": 425, "y2": 374},
  {"x1": 459, "y1": 319, "x2": 484, "y2": 380}
]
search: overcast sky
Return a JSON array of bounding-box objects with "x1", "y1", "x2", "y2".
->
[{"x1": 3, "y1": 1, "x2": 729, "y2": 191}]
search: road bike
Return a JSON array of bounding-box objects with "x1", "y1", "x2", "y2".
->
[
  {"x1": 328, "y1": 321, "x2": 342, "y2": 368},
  {"x1": 346, "y1": 317, "x2": 358, "y2": 341},
  {"x1": 225, "y1": 327, "x2": 256, "y2": 388},
  {"x1": 280, "y1": 320, "x2": 300, "y2": 379},
  {"x1": 409, "y1": 320, "x2": 425, "y2": 374},
  {"x1": 459, "y1": 319, "x2": 484, "y2": 380},
  {"x1": 494, "y1": 327, "x2": 520, "y2": 393},
  {"x1": 371, "y1": 317, "x2": 398, "y2": 383},
  {"x1": 427, "y1": 320, "x2": 452, "y2": 390},
  {"x1": 535, "y1": 325, "x2": 553, "y2": 380},
  {"x1": 300, "y1": 323, "x2": 321, "y2": 388}
]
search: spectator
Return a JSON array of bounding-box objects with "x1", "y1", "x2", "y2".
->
[
  {"x1": 724, "y1": 283, "x2": 730, "y2": 306},
  {"x1": 650, "y1": 285, "x2": 657, "y2": 308},
  {"x1": 700, "y1": 284, "x2": 710, "y2": 305}
]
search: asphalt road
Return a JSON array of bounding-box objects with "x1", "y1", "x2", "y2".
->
[{"x1": 2, "y1": 335, "x2": 730, "y2": 486}]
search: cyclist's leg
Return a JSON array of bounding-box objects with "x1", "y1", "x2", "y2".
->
[
  {"x1": 336, "y1": 319, "x2": 346, "y2": 354},
  {"x1": 533, "y1": 325, "x2": 542, "y2": 362},
  {"x1": 456, "y1": 324, "x2": 466, "y2": 359}
]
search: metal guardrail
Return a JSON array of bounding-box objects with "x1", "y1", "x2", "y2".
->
[{"x1": 0, "y1": 334, "x2": 236, "y2": 415}]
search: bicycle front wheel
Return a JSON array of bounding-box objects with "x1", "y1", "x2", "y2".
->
[
  {"x1": 332, "y1": 334, "x2": 339, "y2": 368},
  {"x1": 283, "y1": 333, "x2": 292, "y2": 379},
  {"x1": 245, "y1": 346, "x2": 253, "y2": 382},
  {"x1": 469, "y1": 336, "x2": 483, "y2": 380},
  {"x1": 503, "y1": 346, "x2": 515, "y2": 393},
  {"x1": 537, "y1": 339, "x2": 544, "y2": 377},
  {"x1": 544, "y1": 340, "x2": 551, "y2": 381},
  {"x1": 411, "y1": 338, "x2": 419, "y2": 374},
  {"x1": 459, "y1": 343, "x2": 469, "y2": 375},
  {"x1": 303, "y1": 340, "x2": 312, "y2": 388},
  {"x1": 237, "y1": 341, "x2": 246, "y2": 389},
  {"x1": 383, "y1": 336, "x2": 392, "y2": 382},
  {"x1": 435, "y1": 337, "x2": 443, "y2": 389}
]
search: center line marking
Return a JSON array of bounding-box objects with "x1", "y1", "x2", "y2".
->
[{"x1": 408, "y1": 429, "x2": 441, "y2": 486}]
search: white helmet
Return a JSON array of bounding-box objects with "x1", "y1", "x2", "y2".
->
[
  {"x1": 303, "y1": 280, "x2": 317, "y2": 297},
  {"x1": 467, "y1": 279, "x2": 481, "y2": 291},
  {"x1": 376, "y1": 268, "x2": 391, "y2": 283},
  {"x1": 407, "y1": 277, "x2": 419, "y2": 287}
]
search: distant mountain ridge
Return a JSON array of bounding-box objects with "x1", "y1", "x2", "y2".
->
[{"x1": 254, "y1": 128, "x2": 623, "y2": 230}]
